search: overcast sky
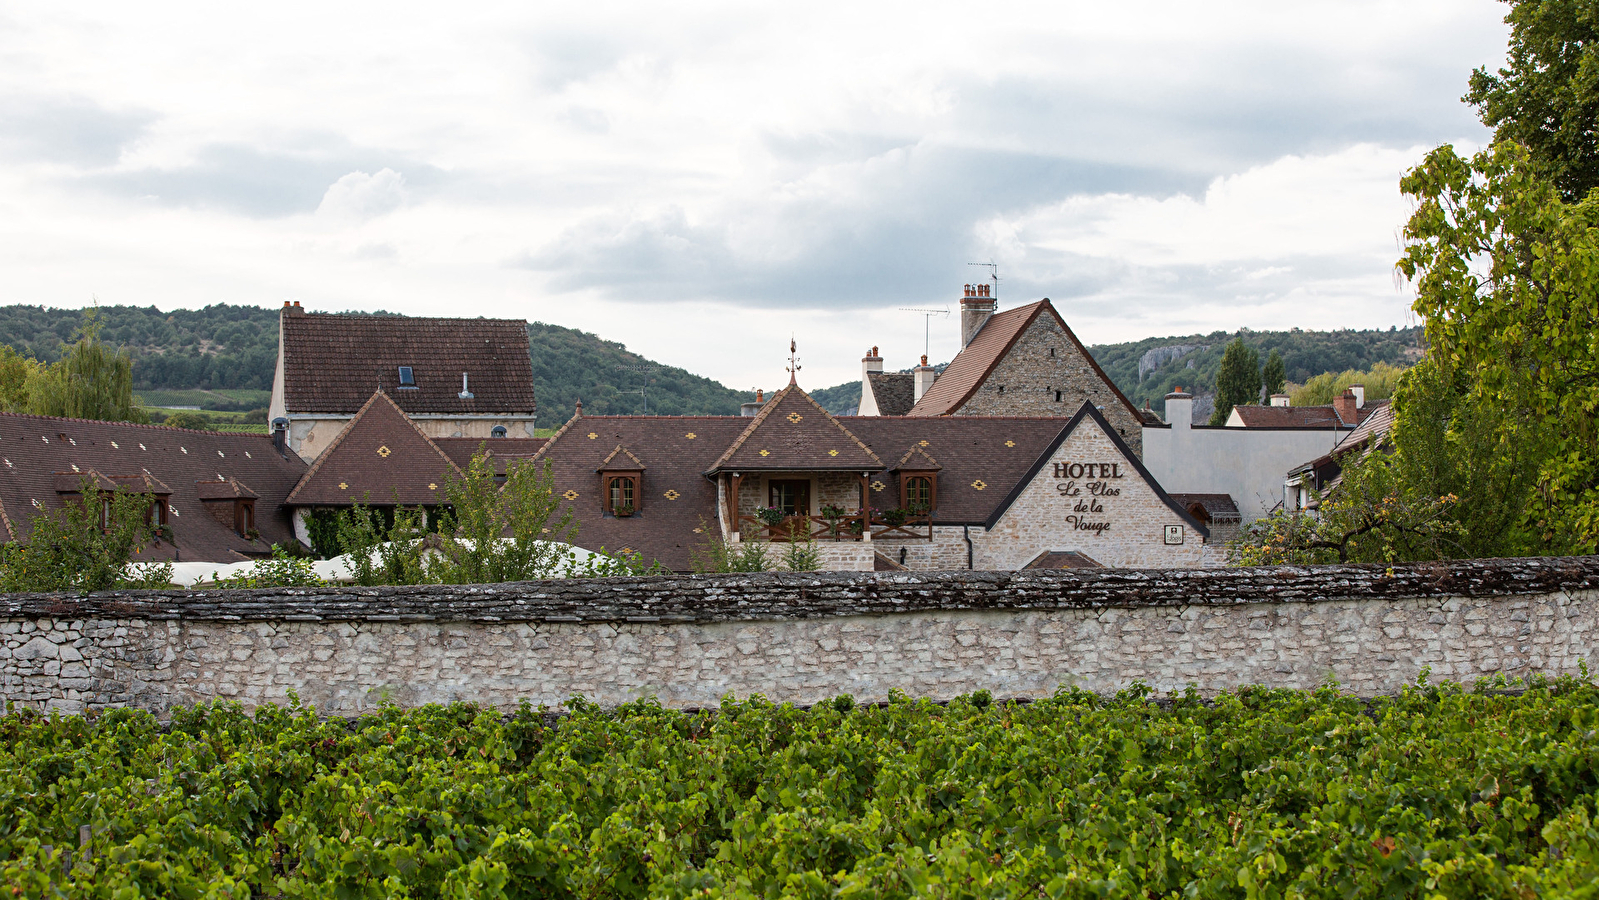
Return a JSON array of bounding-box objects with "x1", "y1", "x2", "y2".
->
[{"x1": 0, "y1": 1, "x2": 1508, "y2": 393}]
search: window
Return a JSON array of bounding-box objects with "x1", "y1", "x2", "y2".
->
[
  {"x1": 397, "y1": 366, "x2": 418, "y2": 389},
  {"x1": 147, "y1": 499, "x2": 168, "y2": 527},
  {"x1": 607, "y1": 476, "x2": 637, "y2": 516},
  {"x1": 491, "y1": 425, "x2": 508, "y2": 438},
  {"x1": 905, "y1": 476, "x2": 933, "y2": 513},
  {"x1": 1054, "y1": 390, "x2": 1063, "y2": 402},
  {"x1": 237, "y1": 499, "x2": 256, "y2": 536},
  {"x1": 768, "y1": 480, "x2": 810, "y2": 516}
]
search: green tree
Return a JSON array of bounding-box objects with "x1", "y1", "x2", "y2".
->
[
  {"x1": 1260, "y1": 349, "x2": 1286, "y2": 398},
  {"x1": 1289, "y1": 361, "x2": 1408, "y2": 407},
  {"x1": 1398, "y1": 141, "x2": 1599, "y2": 553},
  {"x1": 1466, "y1": 0, "x2": 1599, "y2": 201},
  {"x1": 0, "y1": 476, "x2": 174, "y2": 592},
  {"x1": 426, "y1": 452, "x2": 579, "y2": 584},
  {"x1": 26, "y1": 309, "x2": 146, "y2": 423},
  {"x1": 1208, "y1": 337, "x2": 1261, "y2": 425},
  {"x1": 0, "y1": 345, "x2": 39, "y2": 413},
  {"x1": 162, "y1": 411, "x2": 214, "y2": 431}
]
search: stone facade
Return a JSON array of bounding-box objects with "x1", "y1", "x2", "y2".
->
[
  {"x1": 3, "y1": 556, "x2": 1596, "y2": 716},
  {"x1": 955, "y1": 312, "x2": 1145, "y2": 456}
]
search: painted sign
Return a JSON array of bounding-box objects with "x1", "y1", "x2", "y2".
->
[{"x1": 1053, "y1": 462, "x2": 1125, "y2": 536}]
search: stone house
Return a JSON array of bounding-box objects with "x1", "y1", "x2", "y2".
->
[
  {"x1": 268, "y1": 302, "x2": 538, "y2": 462},
  {"x1": 857, "y1": 286, "x2": 1153, "y2": 454}
]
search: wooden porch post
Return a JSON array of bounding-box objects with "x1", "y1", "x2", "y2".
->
[{"x1": 728, "y1": 473, "x2": 742, "y2": 538}]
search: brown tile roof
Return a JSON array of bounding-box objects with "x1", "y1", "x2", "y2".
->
[
  {"x1": 1025, "y1": 550, "x2": 1103, "y2": 569},
  {"x1": 866, "y1": 371, "x2": 915, "y2": 416},
  {"x1": 1331, "y1": 401, "x2": 1395, "y2": 455},
  {"x1": 0, "y1": 412, "x2": 308, "y2": 563},
  {"x1": 709, "y1": 384, "x2": 883, "y2": 473},
  {"x1": 905, "y1": 300, "x2": 1144, "y2": 424},
  {"x1": 890, "y1": 446, "x2": 942, "y2": 472},
  {"x1": 433, "y1": 437, "x2": 546, "y2": 475},
  {"x1": 597, "y1": 445, "x2": 646, "y2": 471},
  {"x1": 1170, "y1": 493, "x2": 1241, "y2": 524},
  {"x1": 1228, "y1": 401, "x2": 1386, "y2": 429},
  {"x1": 279, "y1": 311, "x2": 537, "y2": 415},
  {"x1": 530, "y1": 414, "x2": 755, "y2": 571},
  {"x1": 195, "y1": 477, "x2": 260, "y2": 500},
  {"x1": 285, "y1": 390, "x2": 462, "y2": 506}
]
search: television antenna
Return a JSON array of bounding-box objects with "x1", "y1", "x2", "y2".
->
[
  {"x1": 617, "y1": 388, "x2": 647, "y2": 413},
  {"x1": 898, "y1": 307, "x2": 950, "y2": 361},
  {"x1": 967, "y1": 261, "x2": 1000, "y2": 299}
]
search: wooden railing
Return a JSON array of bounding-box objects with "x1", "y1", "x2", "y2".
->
[{"x1": 736, "y1": 513, "x2": 933, "y2": 542}]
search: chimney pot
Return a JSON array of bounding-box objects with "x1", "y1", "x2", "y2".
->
[
  {"x1": 756, "y1": 389, "x2": 763, "y2": 402},
  {"x1": 293, "y1": 301, "x2": 301, "y2": 308}
]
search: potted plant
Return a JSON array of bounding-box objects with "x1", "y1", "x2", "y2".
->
[
  {"x1": 880, "y1": 507, "x2": 909, "y2": 528},
  {"x1": 754, "y1": 506, "x2": 786, "y2": 528}
]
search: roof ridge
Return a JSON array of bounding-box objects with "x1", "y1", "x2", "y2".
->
[
  {"x1": 528, "y1": 405, "x2": 587, "y2": 466},
  {"x1": 285, "y1": 390, "x2": 463, "y2": 505},
  {"x1": 906, "y1": 301, "x2": 1046, "y2": 416},
  {"x1": 0, "y1": 410, "x2": 278, "y2": 440},
  {"x1": 708, "y1": 384, "x2": 795, "y2": 471},
  {"x1": 597, "y1": 444, "x2": 646, "y2": 470}
]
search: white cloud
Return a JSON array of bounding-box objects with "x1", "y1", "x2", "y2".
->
[{"x1": 316, "y1": 169, "x2": 409, "y2": 221}]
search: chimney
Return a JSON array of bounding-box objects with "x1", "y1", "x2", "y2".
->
[
  {"x1": 270, "y1": 416, "x2": 290, "y2": 455},
  {"x1": 858, "y1": 347, "x2": 884, "y2": 416},
  {"x1": 1348, "y1": 384, "x2": 1365, "y2": 408},
  {"x1": 960, "y1": 283, "x2": 997, "y2": 348},
  {"x1": 741, "y1": 388, "x2": 765, "y2": 417},
  {"x1": 458, "y1": 372, "x2": 474, "y2": 400},
  {"x1": 913, "y1": 354, "x2": 936, "y2": 402},
  {"x1": 1270, "y1": 394, "x2": 1291, "y2": 407},
  {"x1": 1164, "y1": 387, "x2": 1193, "y2": 430},
  {"x1": 1333, "y1": 389, "x2": 1357, "y2": 425},
  {"x1": 282, "y1": 300, "x2": 304, "y2": 315}
]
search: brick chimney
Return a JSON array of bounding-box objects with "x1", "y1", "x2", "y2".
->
[
  {"x1": 913, "y1": 355, "x2": 937, "y2": 402},
  {"x1": 1333, "y1": 389, "x2": 1357, "y2": 425},
  {"x1": 960, "y1": 283, "x2": 996, "y2": 348}
]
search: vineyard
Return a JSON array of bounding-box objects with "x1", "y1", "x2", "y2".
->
[{"x1": 4, "y1": 680, "x2": 1599, "y2": 898}]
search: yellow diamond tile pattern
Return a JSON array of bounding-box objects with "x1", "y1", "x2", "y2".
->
[
  {"x1": 376, "y1": 445, "x2": 392, "y2": 457},
  {"x1": 685, "y1": 432, "x2": 696, "y2": 439},
  {"x1": 919, "y1": 440, "x2": 929, "y2": 447},
  {"x1": 759, "y1": 449, "x2": 770, "y2": 457},
  {"x1": 587, "y1": 432, "x2": 598, "y2": 439},
  {"x1": 787, "y1": 412, "x2": 803, "y2": 423},
  {"x1": 562, "y1": 489, "x2": 580, "y2": 500},
  {"x1": 1004, "y1": 440, "x2": 1015, "y2": 448},
  {"x1": 971, "y1": 479, "x2": 987, "y2": 490},
  {"x1": 870, "y1": 480, "x2": 885, "y2": 492},
  {"x1": 428, "y1": 483, "x2": 438, "y2": 490},
  {"x1": 338, "y1": 482, "x2": 349, "y2": 490},
  {"x1": 664, "y1": 489, "x2": 681, "y2": 500},
  {"x1": 828, "y1": 449, "x2": 838, "y2": 456}
]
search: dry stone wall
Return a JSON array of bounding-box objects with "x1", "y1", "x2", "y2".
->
[{"x1": 3, "y1": 556, "x2": 1598, "y2": 716}]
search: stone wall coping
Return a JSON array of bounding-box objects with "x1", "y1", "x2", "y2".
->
[{"x1": 2, "y1": 556, "x2": 1596, "y2": 625}]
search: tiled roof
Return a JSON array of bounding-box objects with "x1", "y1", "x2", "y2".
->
[
  {"x1": 433, "y1": 437, "x2": 545, "y2": 475},
  {"x1": 1170, "y1": 493, "x2": 1241, "y2": 524},
  {"x1": 890, "y1": 446, "x2": 942, "y2": 472},
  {"x1": 1331, "y1": 402, "x2": 1395, "y2": 455},
  {"x1": 279, "y1": 312, "x2": 537, "y2": 415},
  {"x1": 866, "y1": 372, "x2": 915, "y2": 416},
  {"x1": 530, "y1": 414, "x2": 754, "y2": 571},
  {"x1": 0, "y1": 412, "x2": 308, "y2": 562},
  {"x1": 285, "y1": 391, "x2": 462, "y2": 506},
  {"x1": 196, "y1": 477, "x2": 260, "y2": 501},
  {"x1": 597, "y1": 445, "x2": 646, "y2": 471},
  {"x1": 709, "y1": 384, "x2": 883, "y2": 473},
  {"x1": 1228, "y1": 401, "x2": 1386, "y2": 429},
  {"x1": 1025, "y1": 550, "x2": 1103, "y2": 569},
  {"x1": 905, "y1": 300, "x2": 1143, "y2": 424}
]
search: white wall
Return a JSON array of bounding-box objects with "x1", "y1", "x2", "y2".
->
[{"x1": 1143, "y1": 396, "x2": 1348, "y2": 523}]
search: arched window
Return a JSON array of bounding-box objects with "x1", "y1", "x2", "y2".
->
[
  {"x1": 607, "y1": 475, "x2": 638, "y2": 517},
  {"x1": 905, "y1": 476, "x2": 933, "y2": 513}
]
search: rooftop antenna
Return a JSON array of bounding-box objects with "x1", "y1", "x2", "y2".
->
[
  {"x1": 786, "y1": 336, "x2": 801, "y2": 384},
  {"x1": 617, "y1": 388, "x2": 647, "y2": 413},
  {"x1": 967, "y1": 261, "x2": 1000, "y2": 300},
  {"x1": 898, "y1": 307, "x2": 950, "y2": 361}
]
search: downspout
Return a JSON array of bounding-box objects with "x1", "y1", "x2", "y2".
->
[{"x1": 963, "y1": 525, "x2": 973, "y2": 570}]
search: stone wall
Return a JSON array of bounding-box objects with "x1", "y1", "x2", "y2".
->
[{"x1": 3, "y1": 556, "x2": 1598, "y2": 716}]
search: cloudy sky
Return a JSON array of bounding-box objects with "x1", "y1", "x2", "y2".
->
[{"x1": 0, "y1": 1, "x2": 1507, "y2": 391}]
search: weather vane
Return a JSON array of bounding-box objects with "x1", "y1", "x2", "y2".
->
[{"x1": 787, "y1": 336, "x2": 801, "y2": 384}]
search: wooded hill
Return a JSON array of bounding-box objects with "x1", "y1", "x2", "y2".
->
[{"x1": 0, "y1": 304, "x2": 1422, "y2": 418}]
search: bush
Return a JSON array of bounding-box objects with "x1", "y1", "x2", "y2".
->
[{"x1": 0, "y1": 476, "x2": 173, "y2": 592}]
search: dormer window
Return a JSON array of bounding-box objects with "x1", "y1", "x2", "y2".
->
[
  {"x1": 607, "y1": 476, "x2": 637, "y2": 517},
  {"x1": 596, "y1": 444, "x2": 645, "y2": 518},
  {"x1": 397, "y1": 366, "x2": 418, "y2": 389}
]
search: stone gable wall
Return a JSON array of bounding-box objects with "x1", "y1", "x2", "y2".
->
[
  {"x1": 3, "y1": 556, "x2": 1597, "y2": 716},
  {"x1": 954, "y1": 314, "x2": 1144, "y2": 456}
]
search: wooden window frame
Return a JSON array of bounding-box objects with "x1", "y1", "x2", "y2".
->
[
  {"x1": 898, "y1": 472, "x2": 938, "y2": 513},
  {"x1": 601, "y1": 473, "x2": 640, "y2": 517}
]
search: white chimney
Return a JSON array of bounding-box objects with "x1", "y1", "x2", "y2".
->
[
  {"x1": 1270, "y1": 393, "x2": 1290, "y2": 407},
  {"x1": 1349, "y1": 384, "x2": 1365, "y2": 408},
  {"x1": 858, "y1": 347, "x2": 884, "y2": 416},
  {"x1": 913, "y1": 355, "x2": 936, "y2": 402},
  {"x1": 1164, "y1": 387, "x2": 1193, "y2": 429}
]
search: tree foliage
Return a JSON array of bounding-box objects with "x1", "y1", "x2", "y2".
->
[
  {"x1": 1466, "y1": 0, "x2": 1599, "y2": 201},
  {"x1": 1290, "y1": 361, "x2": 1408, "y2": 408},
  {"x1": 1208, "y1": 338, "x2": 1261, "y2": 425},
  {"x1": 0, "y1": 476, "x2": 173, "y2": 592},
  {"x1": 1261, "y1": 348, "x2": 1286, "y2": 397},
  {"x1": 24, "y1": 310, "x2": 145, "y2": 423},
  {"x1": 1398, "y1": 141, "x2": 1599, "y2": 553}
]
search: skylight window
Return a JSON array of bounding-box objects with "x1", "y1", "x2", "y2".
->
[{"x1": 397, "y1": 366, "x2": 418, "y2": 389}]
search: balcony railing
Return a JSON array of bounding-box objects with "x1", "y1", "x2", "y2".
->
[{"x1": 737, "y1": 513, "x2": 932, "y2": 542}]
